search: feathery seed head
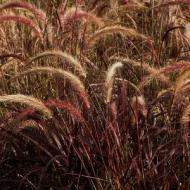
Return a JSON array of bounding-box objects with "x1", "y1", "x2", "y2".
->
[
  {"x1": 105, "y1": 62, "x2": 123, "y2": 103},
  {"x1": 0, "y1": 94, "x2": 52, "y2": 119}
]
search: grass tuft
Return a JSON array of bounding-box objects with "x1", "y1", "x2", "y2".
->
[{"x1": 0, "y1": 94, "x2": 52, "y2": 119}]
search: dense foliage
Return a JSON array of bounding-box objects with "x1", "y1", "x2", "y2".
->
[{"x1": 1, "y1": 0, "x2": 190, "y2": 189}]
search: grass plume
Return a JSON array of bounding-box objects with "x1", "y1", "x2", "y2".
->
[
  {"x1": 12, "y1": 66, "x2": 85, "y2": 92},
  {"x1": 27, "y1": 50, "x2": 86, "y2": 77},
  {"x1": 0, "y1": 0, "x2": 47, "y2": 23},
  {"x1": 105, "y1": 62, "x2": 123, "y2": 103},
  {"x1": 175, "y1": 68, "x2": 190, "y2": 91},
  {"x1": 60, "y1": 7, "x2": 104, "y2": 30},
  {"x1": 88, "y1": 25, "x2": 148, "y2": 47},
  {"x1": 181, "y1": 104, "x2": 190, "y2": 125},
  {"x1": 45, "y1": 99, "x2": 85, "y2": 122},
  {"x1": 11, "y1": 66, "x2": 89, "y2": 107},
  {"x1": 0, "y1": 94, "x2": 52, "y2": 119},
  {"x1": 0, "y1": 15, "x2": 43, "y2": 40}
]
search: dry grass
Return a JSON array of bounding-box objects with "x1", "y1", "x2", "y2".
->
[
  {"x1": 0, "y1": 0, "x2": 190, "y2": 189},
  {"x1": 27, "y1": 50, "x2": 86, "y2": 77},
  {"x1": 12, "y1": 66, "x2": 85, "y2": 92},
  {"x1": 60, "y1": 6, "x2": 104, "y2": 30},
  {"x1": 0, "y1": 15, "x2": 43, "y2": 40},
  {"x1": 88, "y1": 25, "x2": 148, "y2": 47},
  {"x1": 105, "y1": 62, "x2": 123, "y2": 103},
  {"x1": 0, "y1": 94, "x2": 52, "y2": 119},
  {"x1": 0, "y1": 0, "x2": 47, "y2": 22}
]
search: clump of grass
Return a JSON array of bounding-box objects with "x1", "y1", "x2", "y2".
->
[
  {"x1": 1, "y1": 0, "x2": 190, "y2": 189},
  {"x1": 181, "y1": 103, "x2": 190, "y2": 125},
  {"x1": 113, "y1": 56, "x2": 170, "y2": 86},
  {"x1": 11, "y1": 66, "x2": 89, "y2": 107},
  {"x1": 152, "y1": 0, "x2": 190, "y2": 10},
  {"x1": 12, "y1": 66, "x2": 85, "y2": 91},
  {"x1": 175, "y1": 68, "x2": 190, "y2": 91},
  {"x1": 27, "y1": 50, "x2": 86, "y2": 77},
  {"x1": 161, "y1": 61, "x2": 190, "y2": 74},
  {"x1": 0, "y1": 53, "x2": 24, "y2": 61},
  {"x1": 0, "y1": 15, "x2": 43, "y2": 40},
  {"x1": 0, "y1": 0, "x2": 47, "y2": 23},
  {"x1": 45, "y1": 99, "x2": 85, "y2": 122},
  {"x1": 60, "y1": 6, "x2": 104, "y2": 30},
  {"x1": 88, "y1": 25, "x2": 148, "y2": 47},
  {"x1": 0, "y1": 94, "x2": 52, "y2": 119}
]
